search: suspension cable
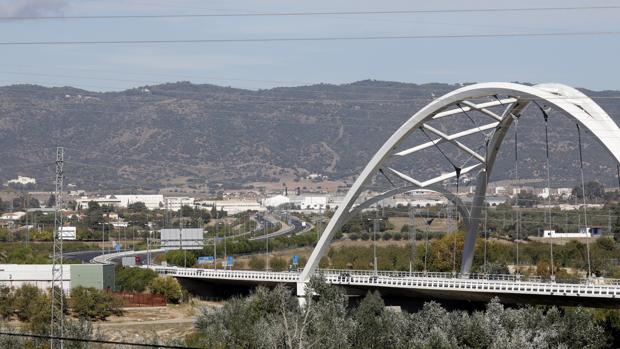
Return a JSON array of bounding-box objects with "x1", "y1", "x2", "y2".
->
[
  {"x1": 576, "y1": 123, "x2": 592, "y2": 278},
  {"x1": 536, "y1": 101, "x2": 555, "y2": 280},
  {"x1": 483, "y1": 135, "x2": 491, "y2": 275},
  {"x1": 514, "y1": 115, "x2": 521, "y2": 274},
  {"x1": 378, "y1": 168, "x2": 397, "y2": 188},
  {"x1": 420, "y1": 127, "x2": 462, "y2": 184},
  {"x1": 424, "y1": 208, "x2": 432, "y2": 273},
  {"x1": 450, "y1": 176, "x2": 458, "y2": 275},
  {"x1": 409, "y1": 206, "x2": 417, "y2": 275}
]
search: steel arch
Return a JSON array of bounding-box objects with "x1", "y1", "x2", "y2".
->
[{"x1": 297, "y1": 82, "x2": 620, "y2": 296}]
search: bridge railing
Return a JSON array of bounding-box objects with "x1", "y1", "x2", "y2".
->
[{"x1": 317, "y1": 269, "x2": 620, "y2": 285}]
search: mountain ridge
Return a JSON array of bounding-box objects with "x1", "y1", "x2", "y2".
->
[{"x1": 1, "y1": 80, "x2": 618, "y2": 191}]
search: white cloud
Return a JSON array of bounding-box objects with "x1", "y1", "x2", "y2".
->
[{"x1": 0, "y1": 0, "x2": 67, "y2": 17}]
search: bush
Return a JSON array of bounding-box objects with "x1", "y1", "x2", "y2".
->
[
  {"x1": 270, "y1": 257, "x2": 287, "y2": 271},
  {"x1": 381, "y1": 232, "x2": 393, "y2": 240},
  {"x1": 0, "y1": 286, "x2": 13, "y2": 320},
  {"x1": 13, "y1": 284, "x2": 45, "y2": 322},
  {"x1": 360, "y1": 233, "x2": 370, "y2": 241},
  {"x1": 13, "y1": 284, "x2": 52, "y2": 334},
  {"x1": 149, "y1": 276, "x2": 183, "y2": 304},
  {"x1": 70, "y1": 287, "x2": 123, "y2": 320},
  {"x1": 248, "y1": 256, "x2": 266, "y2": 270},
  {"x1": 116, "y1": 267, "x2": 158, "y2": 292},
  {"x1": 392, "y1": 232, "x2": 402, "y2": 241},
  {"x1": 349, "y1": 233, "x2": 359, "y2": 241}
]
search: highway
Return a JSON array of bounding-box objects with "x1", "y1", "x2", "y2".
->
[{"x1": 250, "y1": 214, "x2": 311, "y2": 241}]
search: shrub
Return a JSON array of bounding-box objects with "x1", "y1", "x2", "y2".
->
[
  {"x1": 349, "y1": 233, "x2": 359, "y2": 241},
  {"x1": 360, "y1": 233, "x2": 370, "y2": 241},
  {"x1": 13, "y1": 284, "x2": 45, "y2": 322},
  {"x1": 392, "y1": 232, "x2": 402, "y2": 241},
  {"x1": 116, "y1": 267, "x2": 158, "y2": 292},
  {"x1": 149, "y1": 276, "x2": 183, "y2": 304},
  {"x1": 70, "y1": 287, "x2": 123, "y2": 320},
  {"x1": 381, "y1": 232, "x2": 393, "y2": 240},
  {"x1": 249, "y1": 256, "x2": 266, "y2": 270},
  {"x1": 0, "y1": 286, "x2": 13, "y2": 320},
  {"x1": 270, "y1": 257, "x2": 287, "y2": 271}
]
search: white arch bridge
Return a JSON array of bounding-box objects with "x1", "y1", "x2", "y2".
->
[{"x1": 107, "y1": 82, "x2": 620, "y2": 307}]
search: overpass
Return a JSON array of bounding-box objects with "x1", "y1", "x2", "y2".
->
[{"x1": 147, "y1": 265, "x2": 620, "y2": 308}]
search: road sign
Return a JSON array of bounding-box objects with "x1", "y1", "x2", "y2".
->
[
  {"x1": 115, "y1": 244, "x2": 121, "y2": 253},
  {"x1": 160, "y1": 228, "x2": 204, "y2": 250},
  {"x1": 197, "y1": 256, "x2": 214, "y2": 264},
  {"x1": 227, "y1": 256, "x2": 233, "y2": 267},
  {"x1": 292, "y1": 255, "x2": 299, "y2": 266}
]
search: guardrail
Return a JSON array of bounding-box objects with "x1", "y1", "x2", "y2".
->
[{"x1": 91, "y1": 249, "x2": 166, "y2": 264}]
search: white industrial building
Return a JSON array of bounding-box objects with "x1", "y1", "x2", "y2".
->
[
  {"x1": 299, "y1": 196, "x2": 328, "y2": 210},
  {"x1": 75, "y1": 195, "x2": 122, "y2": 210},
  {"x1": 75, "y1": 195, "x2": 197, "y2": 211},
  {"x1": 542, "y1": 227, "x2": 603, "y2": 238},
  {"x1": 164, "y1": 197, "x2": 195, "y2": 211},
  {"x1": 196, "y1": 200, "x2": 265, "y2": 214},
  {"x1": 116, "y1": 195, "x2": 165, "y2": 210},
  {"x1": 263, "y1": 194, "x2": 290, "y2": 208},
  {"x1": 0, "y1": 264, "x2": 115, "y2": 293}
]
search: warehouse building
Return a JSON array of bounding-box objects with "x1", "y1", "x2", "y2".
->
[{"x1": 0, "y1": 264, "x2": 115, "y2": 293}]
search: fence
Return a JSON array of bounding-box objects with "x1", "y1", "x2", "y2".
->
[{"x1": 111, "y1": 291, "x2": 166, "y2": 307}]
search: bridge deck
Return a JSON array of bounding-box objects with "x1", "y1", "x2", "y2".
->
[{"x1": 149, "y1": 266, "x2": 620, "y2": 300}]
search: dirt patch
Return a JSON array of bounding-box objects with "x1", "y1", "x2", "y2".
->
[{"x1": 93, "y1": 301, "x2": 221, "y2": 344}]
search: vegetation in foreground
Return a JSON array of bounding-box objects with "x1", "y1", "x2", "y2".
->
[
  {"x1": 187, "y1": 279, "x2": 610, "y2": 349},
  {"x1": 0, "y1": 279, "x2": 618, "y2": 348}
]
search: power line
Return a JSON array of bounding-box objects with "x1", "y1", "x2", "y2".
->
[
  {"x1": 0, "y1": 331, "x2": 199, "y2": 348},
  {"x1": 0, "y1": 31, "x2": 619, "y2": 46},
  {"x1": 2, "y1": 5, "x2": 619, "y2": 20}
]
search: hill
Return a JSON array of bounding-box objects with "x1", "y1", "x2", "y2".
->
[{"x1": 0, "y1": 80, "x2": 618, "y2": 191}]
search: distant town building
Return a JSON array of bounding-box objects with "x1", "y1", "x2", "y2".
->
[
  {"x1": 0, "y1": 211, "x2": 26, "y2": 221},
  {"x1": 5, "y1": 176, "x2": 36, "y2": 186},
  {"x1": 486, "y1": 196, "x2": 509, "y2": 206},
  {"x1": 307, "y1": 173, "x2": 328, "y2": 181},
  {"x1": 542, "y1": 227, "x2": 603, "y2": 238},
  {"x1": 494, "y1": 186, "x2": 507, "y2": 195}
]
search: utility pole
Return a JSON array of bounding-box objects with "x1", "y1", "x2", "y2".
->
[
  {"x1": 224, "y1": 222, "x2": 227, "y2": 268},
  {"x1": 51, "y1": 147, "x2": 64, "y2": 349},
  {"x1": 214, "y1": 223, "x2": 218, "y2": 270},
  {"x1": 100, "y1": 222, "x2": 105, "y2": 256},
  {"x1": 409, "y1": 207, "x2": 417, "y2": 275},
  {"x1": 609, "y1": 209, "x2": 612, "y2": 237},
  {"x1": 369, "y1": 208, "x2": 382, "y2": 276},
  {"x1": 180, "y1": 201, "x2": 185, "y2": 268}
]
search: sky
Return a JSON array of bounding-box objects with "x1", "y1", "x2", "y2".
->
[{"x1": 0, "y1": 0, "x2": 619, "y2": 91}]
